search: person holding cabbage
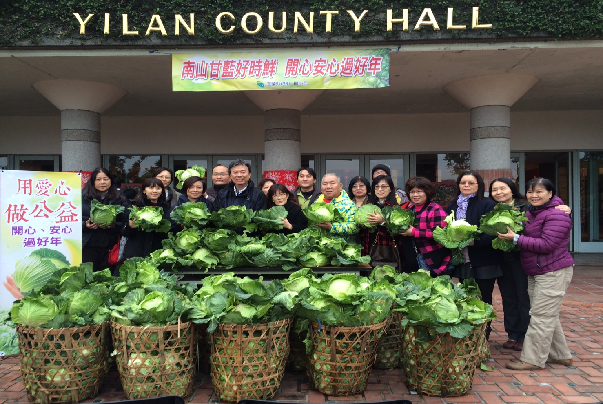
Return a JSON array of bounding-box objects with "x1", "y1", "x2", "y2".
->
[
  {"x1": 497, "y1": 178, "x2": 574, "y2": 370},
  {"x1": 169, "y1": 176, "x2": 213, "y2": 230},
  {"x1": 398, "y1": 176, "x2": 452, "y2": 276},
  {"x1": 82, "y1": 167, "x2": 129, "y2": 271},
  {"x1": 356, "y1": 175, "x2": 400, "y2": 268},
  {"x1": 312, "y1": 173, "x2": 358, "y2": 241},
  {"x1": 488, "y1": 177, "x2": 572, "y2": 351},
  {"x1": 266, "y1": 183, "x2": 308, "y2": 234},
  {"x1": 348, "y1": 176, "x2": 371, "y2": 208},
  {"x1": 121, "y1": 177, "x2": 170, "y2": 261},
  {"x1": 446, "y1": 170, "x2": 502, "y2": 340}
]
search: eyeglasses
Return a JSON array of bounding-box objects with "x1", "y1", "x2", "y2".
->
[
  {"x1": 460, "y1": 181, "x2": 477, "y2": 186},
  {"x1": 409, "y1": 190, "x2": 424, "y2": 195},
  {"x1": 375, "y1": 185, "x2": 390, "y2": 190}
]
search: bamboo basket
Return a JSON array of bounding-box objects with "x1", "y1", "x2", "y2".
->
[
  {"x1": 401, "y1": 323, "x2": 487, "y2": 397},
  {"x1": 17, "y1": 323, "x2": 110, "y2": 404},
  {"x1": 209, "y1": 318, "x2": 292, "y2": 403},
  {"x1": 306, "y1": 320, "x2": 387, "y2": 396},
  {"x1": 110, "y1": 321, "x2": 195, "y2": 399}
]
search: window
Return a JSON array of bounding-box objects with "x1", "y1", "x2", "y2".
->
[{"x1": 105, "y1": 155, "x2": 162, "y2": 190}]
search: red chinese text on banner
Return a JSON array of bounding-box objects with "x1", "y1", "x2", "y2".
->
[{"x1": 263, "y1": 171, "x2": 298, "y2": 191}]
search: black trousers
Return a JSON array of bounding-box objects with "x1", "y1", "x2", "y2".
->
[
  {"x1": 82, "y1": 246, "x2": 112, "y2": 272},
  {"x1": 497, "y1": 254, "x2": 531, "y2": 342}
]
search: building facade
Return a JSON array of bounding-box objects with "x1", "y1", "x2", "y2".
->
[{"x1": 1, "y1": 2, "x2": 602, "y2": 252}]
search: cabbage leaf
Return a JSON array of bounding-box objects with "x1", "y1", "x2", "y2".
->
[{"x1": 90, "y1": 199, "x2": 124, "y2": 227}]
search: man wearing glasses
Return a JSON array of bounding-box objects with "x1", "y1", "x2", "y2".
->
[
  {"x1": 213, "y1": 159, "x2": 267, "y2": 212},
  {"x1": 206, "y1": 164, "x2": 230, "y2": 203}
]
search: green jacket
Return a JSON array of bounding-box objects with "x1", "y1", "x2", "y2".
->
[
  {"x1": 315, "y1": 190, "x2": 358, "y2": 240},
  {"x1": 296, "y1": 187, "x2": 320, "y2": 209}
]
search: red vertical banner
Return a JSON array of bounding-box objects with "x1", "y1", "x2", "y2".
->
[
  {"x1": 64, "y1": 171, "x2": 92, "y2": 188},
  {"x1": 263, "y1": 170, "x2": 298, "y2": 191}
]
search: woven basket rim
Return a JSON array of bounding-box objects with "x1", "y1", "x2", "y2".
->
[
  {"x1": 309, "y1": 319, "x2": 388, "y2": 332},
  {"x1": 110, "y1": 320, "x2": 193, "y2": 332},
  {"x1": 16, "y1": 322, "x2": 106, "y2": 334}
]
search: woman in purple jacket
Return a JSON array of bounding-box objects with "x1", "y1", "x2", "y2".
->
[{"x1": 498, "y1": 178, "x2": 574, "y2": 370}]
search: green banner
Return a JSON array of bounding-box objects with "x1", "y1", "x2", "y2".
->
[{"x1": 172, "y1": 48, "x2": 389, "y2": 91}]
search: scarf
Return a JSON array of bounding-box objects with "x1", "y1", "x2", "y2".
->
[{"x1": 456, "y1": 193, "x2": 475, "y2": 220}]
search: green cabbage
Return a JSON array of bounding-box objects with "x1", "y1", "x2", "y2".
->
[
  {"x1": 175, "y1": 165, "x2": 206, "y2": 189},
  {"x1": 298, "y1": 252, "x2": 329, "y2": 267},
  {"x1": 150, "y1": 248, "x2": 179, "y2": 266},
  {"x1": 129, "y1": 205, "x2": 171, "y2": 232},
  {"x1": 209, "y1": 206, "x2": 255, "y2": 230},
  {"x1": 189, "y1": 273, "x2": 297, "y2": 332},
  {"x1": 382, "y1": 206, "x2": 416, "y2": 234},
  {"x1": 68, "y1": 291, "x2": 104, "y2": 317},
  {"x1": 11, "y1": 295, "x2": 59, "y2": 328},
  {"x1": 433, "y1": 211, "x2": 479, "y2": 249},
  {"x1": 170, "y1": 202, "x2": 211, "y2": 228},
  {"x1": 397, "y1": 270, "x2": 497, "y2": 338},
  {"x1": 354, "y1": 204, "x2": 382, "y2": 229},
  {"x1": 479, "y1": 204, "x2": 527, "y2": 251},
  {"x1": 90, "y1": 199, "x2": 125, "y2": 227},
  {"x1": 172, "y1": 230, "x2": 202, "y2": 254},
  {"x1": 239, "y1": 243, "x2": 267, "y2": 255},
  {"x1": 189, "y1": 247, "x2": 219, "y2": 269},
  {"x1": 201, "y1": 228, "x2": 235, "y2": 253},
  {"x1": 303, "y1": 202, "x2": 342, "y2": 224},
  {"x1": 252, "y1": 205, "x2": 288, "y2": 230}
]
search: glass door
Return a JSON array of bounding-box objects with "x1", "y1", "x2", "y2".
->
[
  {"x1": 573, "y1": 151, "x2": 603, "y2": 252},
  {"x1": 15, "y1": 155, "x2": 60, "y2": 172},
  {"x1": 319, "y1": 155, "x2": 364, "y2": 190},
  {"x1": 366, "y1": 155, "x2": 409, "y2": 190}
]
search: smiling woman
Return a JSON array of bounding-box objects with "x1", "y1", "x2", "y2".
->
[
  {"x1": 498, "y1": 178, "x2": 574, "y2": 371},
  {"x1": 445, "y1": 170, "x2": 502, "y2": 340},
  {"x1": 121, "y1": 177, "x2": 170, "y2": 262},
  {"x1": 266, "y1": 183, "x2": 308, "y2": 234},
  {"x1": 81, "y1": 167, "x2": 128, "y2": 272}
]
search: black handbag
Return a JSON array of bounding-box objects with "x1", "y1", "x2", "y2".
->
[{"x1": 369, "y1": 233, "x2": 402, "y2": 270}]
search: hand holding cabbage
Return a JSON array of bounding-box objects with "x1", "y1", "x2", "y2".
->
[
  {"x1": 354, "y1": 204, "x2": 383, "y2": 229},
  {"x1": 129, "y1": 206, "x2": 171, "y2": 233},
  {"x1": 481, "y1": 203, "x2": 527, "y2": 251},
  {"x1": 90, "y1": 199, "x2": 125, "y2": 227},
  {"x1": 303, "y1": 202, "x2": 342, "y2": 225},
  {"x1": 432, "y1": 211, "x2": 479, "y2": 265},
  {"x1": 381, "y1": 206, "x2": 415, "y2": 235}
]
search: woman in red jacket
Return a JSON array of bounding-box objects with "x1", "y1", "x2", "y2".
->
[{"x1": 498, "y1": 178, "x2": 574, "y2": 370}]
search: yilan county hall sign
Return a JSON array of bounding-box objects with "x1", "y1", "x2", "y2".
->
[{"x1": 73, "y1": 7, "x2": 492, "y2": 37}]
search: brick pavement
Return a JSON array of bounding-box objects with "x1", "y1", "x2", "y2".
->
[{"x1": 1, "y1": 265, "x2": 602, "y2": 404}]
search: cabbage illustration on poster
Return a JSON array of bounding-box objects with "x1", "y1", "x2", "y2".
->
[{"x1": 0, "y1": 171, "x2": 82, "y2": 355}]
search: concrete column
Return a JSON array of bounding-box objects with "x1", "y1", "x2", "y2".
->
[
  {"x1": 264, "y1": 109, "x2": 301, "y2": 171},
  {"x1": 61, "y1": 110, "x2": 101, "y2": 171},
  {"x1": 444, "y1": 73, "x2": 539, "y2": 189},
  {"x1": 244, "y1": 89, "x2": 324, "y2": 172},
  {"x1": 33, "y1": 79, "x2": 126, "y2": 172},
  {"x1": 470, "y1": 105, "x2": 511, "y2": 185}
]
